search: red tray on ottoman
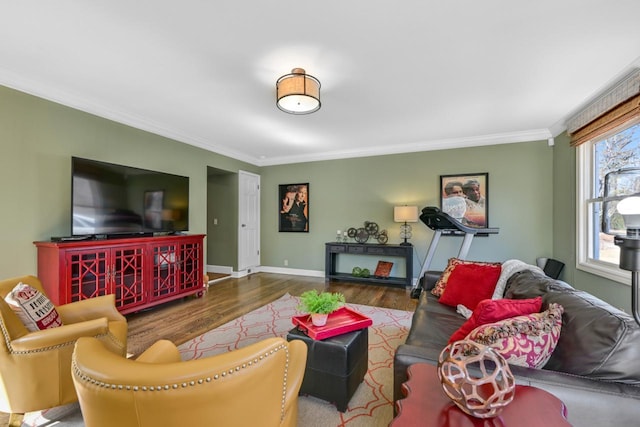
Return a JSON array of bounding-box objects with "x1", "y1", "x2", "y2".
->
[{"x1": 292, "y1": 306, "x2": 372, "y2": 340}]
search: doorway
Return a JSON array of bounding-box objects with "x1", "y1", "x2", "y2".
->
[{"x1": 238, "y1": 171, "x2": 261, "y2": 272}]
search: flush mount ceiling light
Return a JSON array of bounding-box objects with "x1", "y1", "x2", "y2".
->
[{"x1": 276, "y1": 68, "x2": 321, "y2": 114}]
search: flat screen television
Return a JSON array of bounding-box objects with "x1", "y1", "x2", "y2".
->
[{"x1": 71, "y1": 157, "x2": 189, "y2": 237}]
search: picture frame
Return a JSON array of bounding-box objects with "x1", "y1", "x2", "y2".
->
[
  {"x1": 439, "y1": 173, "x2": 489, "y2": 230},
  {"x1": 279, "y1": 183, "x2": 309, "y2": 232}
]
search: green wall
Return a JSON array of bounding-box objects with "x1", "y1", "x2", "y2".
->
[
  {"x1": 0, "y1": 85, "x2": 257, "y2": 277},
  {"x1": 260, "y1": 141, "x2": 554, "y2": 278},
  {"x1": 2, "y1": 81, "x2": 631, "y2": 313},
  {"x1": 552, "y1": 132, "x2": 632, "y2": 312}
]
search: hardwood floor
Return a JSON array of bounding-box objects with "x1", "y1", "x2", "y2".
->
[{"x1": 126, "y1": 272, "x2": 418, "y2": 356}]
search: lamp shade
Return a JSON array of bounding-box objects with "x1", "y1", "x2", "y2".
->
[
  {"x1": 394, "y1": 206, "x2": 419, "y2": 223},
  {"x1": 276, "y1": 68, "x2": 321, "y2": 114}
]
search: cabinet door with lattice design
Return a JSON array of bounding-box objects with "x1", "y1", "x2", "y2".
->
[
  {"x1": 112, "y1": 245, "x2": 146, "y2": 312},
  {"x1": 66, "y1": 248, "x2": 111, "y2": 302},
  {"x1": 150, "y1": 242, "x2": 181, "y2": 301},
  {"x1": 179, "y1": 239, "x2": 203, "y2": 293}
]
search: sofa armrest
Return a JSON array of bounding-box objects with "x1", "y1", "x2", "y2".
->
[{"x1": 420, "y1": 271, "x2": 442, "y2": 291}]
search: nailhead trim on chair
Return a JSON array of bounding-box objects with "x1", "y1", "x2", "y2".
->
[
  {"x1": 0, "y1": 321, "x2": 15, "y2": 351},
  {"x1": 72, "y1": 342, "x2": 291, "y2": 420}
]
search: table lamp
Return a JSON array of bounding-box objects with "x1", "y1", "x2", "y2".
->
[
  {"x1": 613, "y1": 196, "x2": 640, "y2": 325},
  {"x1": 394, "y1": 206, "x2": 419, "y2": 246}
]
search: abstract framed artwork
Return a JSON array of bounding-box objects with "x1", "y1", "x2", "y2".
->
[
  {"x1": 279, "y1": 183, "x2": 309, "y2": 232},
  {"x1": 440, "y1": 173, "x2": 489, "y2": 230}
]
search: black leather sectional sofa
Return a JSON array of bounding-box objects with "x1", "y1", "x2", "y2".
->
[{"x1": 394, "y1": 268, "x2": 640, "y2": 427}]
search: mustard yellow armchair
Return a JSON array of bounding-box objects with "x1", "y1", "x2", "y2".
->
[
  {"x1": 0, "y1": 275, "x2": 127, "y2": 425},
  {"x1": 72, "y1": 336, "x2": 308, "y2": 427}
]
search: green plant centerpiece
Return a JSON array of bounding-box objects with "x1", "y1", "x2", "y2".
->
[{"x1": 298, "y1": 290, "x2": 346, "y2": 327}]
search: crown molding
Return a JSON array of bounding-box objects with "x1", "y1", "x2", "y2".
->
[
  {"x1": 0, "y1": 67, "x2": 259, "y2": 165},
  {"x1": 0, "y1": 67, "x2": 555, "y2": 168},
  {"x1": 255, "y1": 128, "x2": 554, "y2": 166}
]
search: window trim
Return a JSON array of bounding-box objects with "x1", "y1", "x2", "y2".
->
[{"x1": 576, "y1": 134, "x2": 631, "y2": 286}]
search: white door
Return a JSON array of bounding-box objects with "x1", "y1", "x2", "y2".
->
[{"x1": 238, "y1": 171, "x2": 260, "y2": 272}]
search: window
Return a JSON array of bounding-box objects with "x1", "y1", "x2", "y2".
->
[{"x1": 577, "y1": 119, "x2": 640, "y2": 283}]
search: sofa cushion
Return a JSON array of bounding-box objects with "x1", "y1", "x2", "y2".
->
[
  {"x1": 404, "y1": 292, "x2": 463, "y2": 350},
  {"x1": 4, "y1": 282, "x2": 63, "y2": 331},
  {"x1": 448, "y1": 297, "x2": 543, "y2": 343},
  {"x1": 431, "y1": 258, "x2": 502, "y2": 297},
  {"x1": 505, "y1": 270, "x2": 640, "y2": 384},
  {"x1": 467, "y1": 303, "x2": 564, "y2": 368},
  {"x1": 503, "y1": 269, "x2": 574, "y2": 299}
]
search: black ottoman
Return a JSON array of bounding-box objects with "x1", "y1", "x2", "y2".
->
[{"x1": 287, "y1": 326, "x2": 368, "y2": 412}]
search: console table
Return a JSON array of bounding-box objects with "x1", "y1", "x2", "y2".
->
[
  {"x1": 391, "y1": 363, "x2": 570, "y2": 426},
  {"x1": 325, "y1": 242, "x2": 413, "y2": 288},
  {"x1": 34, "y1": 234, "x2": 205, "y2": 314}
]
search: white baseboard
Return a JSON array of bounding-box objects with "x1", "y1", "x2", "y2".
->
[
  {"x1": 206, "y1": 264, "x2": 324, "y2": 278},
  {"x1": 206, "y1": 265, "x2": 234, "y2": 275},
  {"x1": 258, "y1": 266, "x2": 324, "y2": 277}
]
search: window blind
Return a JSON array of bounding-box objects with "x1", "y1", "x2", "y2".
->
[{"x1": 567, "y1": 69, "x2": 640, "y2": 147}]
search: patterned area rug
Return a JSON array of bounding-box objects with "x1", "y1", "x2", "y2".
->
[
  {"x1": 21, "y1": 293, "x2": 412, "y2": 427},
  {"x1": 179, "y1": 293, "x2": 413, "y2": 426}
]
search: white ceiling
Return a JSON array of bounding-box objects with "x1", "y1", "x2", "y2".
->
[{"x1": 2, "y1": 1, "x2": 640, "y2": 166}]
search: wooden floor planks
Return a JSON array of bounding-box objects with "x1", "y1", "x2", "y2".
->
[{"x1": 126, "y1": 272, "x2": 418, "y2": 355}]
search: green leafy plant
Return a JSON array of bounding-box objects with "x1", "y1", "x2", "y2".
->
[{"x1": 297, "y1": 290, "x2": 345, "y2": 315}]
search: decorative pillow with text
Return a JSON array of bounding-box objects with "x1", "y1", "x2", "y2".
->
[{"x1": 4, "y1": 282, "x2": 63, "y2": 332}]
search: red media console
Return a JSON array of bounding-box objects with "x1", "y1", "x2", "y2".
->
[{"x1": 34, "y1": 234, "x2": 205, "y2": 314}]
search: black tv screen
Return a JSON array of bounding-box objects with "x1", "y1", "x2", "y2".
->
[{"x1": 72, "y1": 157, "x2": 189, "y2": 236}]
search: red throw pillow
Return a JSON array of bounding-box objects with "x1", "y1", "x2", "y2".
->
[
  {"x1": 438, "y1": 262, "x2": 502, "y2": 310},
  {"x1": 432, "y1": 258, "x2": 502, "y2": 297},
  {"x1": 448, "y1": 297, "x2": 543, "y2": 343}
]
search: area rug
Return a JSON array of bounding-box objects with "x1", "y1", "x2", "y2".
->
[
  {"x1": 179, "y1": 293, "x2": 413, "y2": 426},
  {"x1": 20, "y1": 293, "x2": 412, "y2": 426}
]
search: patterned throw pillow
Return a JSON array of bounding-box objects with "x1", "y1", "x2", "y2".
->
[
  {"x1": 431, "y1": 258, "x2": 502, "y2": 297},
  {"x1": 466, "y1": 303, "x2": 564, "y2": 369},
  {"x1": 4, "y1": 282, "x2": 63, "y2": 331}
]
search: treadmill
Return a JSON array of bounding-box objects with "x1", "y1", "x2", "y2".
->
[{"x1": 411, "y1": 206, "x2": 499, "y2": 298}]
